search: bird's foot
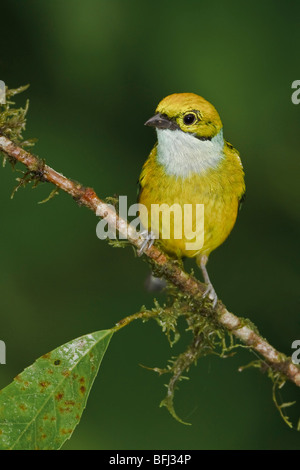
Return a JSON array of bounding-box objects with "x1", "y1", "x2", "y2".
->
[
  {"x1": 203, "y1": 282, "x2": 218, "y2": 308},
  {"x1": 137, "y1": 230, "x2": 156, "y2": 256}
]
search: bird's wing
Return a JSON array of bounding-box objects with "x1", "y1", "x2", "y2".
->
[
  {"x1": 224, "y1": 140, "x2": 246, "y2": 210},
  {"x1": 137, "y1": 144, "x2": 157, "y2": 202}
]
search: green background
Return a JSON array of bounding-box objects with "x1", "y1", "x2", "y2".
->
[{"x1": 0, "y1": 0, "x2": 299, "y2": 450}]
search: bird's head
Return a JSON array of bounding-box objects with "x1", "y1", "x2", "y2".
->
[{"x1": 145, "y1": 93, "x2": 223, "y2": 140}]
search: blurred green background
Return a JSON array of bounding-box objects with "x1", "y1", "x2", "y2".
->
[{"x1": 0, "y1": 0, "x2": 299, "y2": 450}]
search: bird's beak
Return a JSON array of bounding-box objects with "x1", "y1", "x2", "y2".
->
[{"x1": 144, "y1": 113, "x2": 179, "y2": 131}]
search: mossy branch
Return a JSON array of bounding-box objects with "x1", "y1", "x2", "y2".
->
[{"x1": 0, "y1": 86, "x2": 299, "y2": 427}]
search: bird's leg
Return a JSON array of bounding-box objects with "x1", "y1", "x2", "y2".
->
[
  {"x1": 137, "y1": 229, "x2": 156, "y2": 257},
  {"x1": 137, "y1": 229, "x2": 166, "y2": 289},
  {"x1": 197, "y1": 254, "x2": 218, "y2": 308}
]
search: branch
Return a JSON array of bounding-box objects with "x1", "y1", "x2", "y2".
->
[{"x1": 0, "y1": 133, "x2": 299, "y2": 389}]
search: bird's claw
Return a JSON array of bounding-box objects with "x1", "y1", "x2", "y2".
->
[
  {"x1": 137, "y1": 230, "x2": 156, "y2": 256},
  {"x1": 203, "y1": 283, "x2": 218, "y2": 308}
]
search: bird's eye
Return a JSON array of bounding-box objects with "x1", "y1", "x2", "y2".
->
[{"x1": 183, "y1": 113, "x2": 197, "y2": 125}]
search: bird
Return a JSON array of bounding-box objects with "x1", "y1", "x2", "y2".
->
[{"x1": 138, "y1": 93, "x2": 245, "y2": 307}]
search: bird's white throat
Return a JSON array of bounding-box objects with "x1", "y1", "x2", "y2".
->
[{"x1": 156, "y1": 128, "x2": 224, "y2": 178}]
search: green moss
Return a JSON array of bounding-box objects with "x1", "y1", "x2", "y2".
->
[
  {"x1": 239, "y1": 358, "x2": 299, "y2": 429},
  {"x1": 1, "y1": 86, "x2": 58, "y2": 202},
  {"x1": 0, "y1": 85, "x2": 34, "y2": 148}
]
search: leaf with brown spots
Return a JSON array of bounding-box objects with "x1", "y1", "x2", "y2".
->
[{"x1": 0, "y1": 330, "x2": 113, "y2": 450}]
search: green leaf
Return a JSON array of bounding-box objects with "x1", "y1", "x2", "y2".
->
[{"x1": 0, "y1": 329, "x2": 113, "y2": 450}]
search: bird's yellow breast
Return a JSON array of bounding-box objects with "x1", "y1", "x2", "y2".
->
[{"x1": 138, "y1": 142, "x2": 245, "y2": 258}]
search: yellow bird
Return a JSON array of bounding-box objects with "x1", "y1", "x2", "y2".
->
[{"x1": 138, "y1": 93, "x2": 245, "y2": 306}]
